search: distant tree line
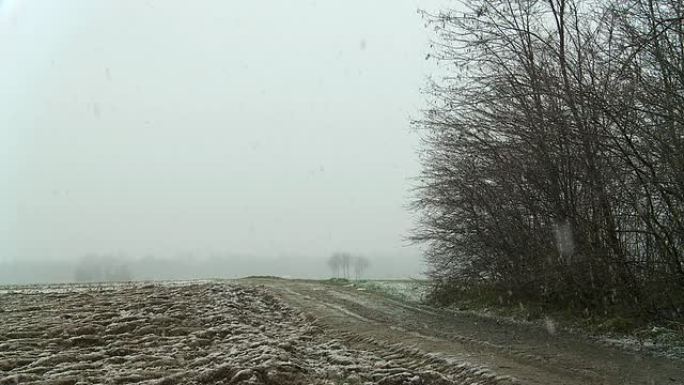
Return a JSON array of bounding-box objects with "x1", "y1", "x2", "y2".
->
[
  {"x1": 327, "y1": 252, "x2": 370, "y2": 280},
  {"x1": 414, "y1": 0, "x2": 684, "y2": 321}
]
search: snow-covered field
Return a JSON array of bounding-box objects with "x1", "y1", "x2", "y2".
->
[{"x1": 0, "y1": 282, "x2": 465, "y2": 385}]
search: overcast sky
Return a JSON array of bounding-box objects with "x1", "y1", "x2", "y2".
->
[{"x1": 0, "y1": 0, "x2": 439, "y2": 272}]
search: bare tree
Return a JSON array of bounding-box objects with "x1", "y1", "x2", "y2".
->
[
  {"x1": 330, "y1": 252, "x2": 353, "y2": 279},
  {"x1": 340, "y1": 253, "x2": 351, "y2": 279},
  {"x1": 414, "y1": 0, "x2": 684, "y2": 321},
  {"x1": 353, "y1": 256, "x2": 370, "y2": 280},
  {"x1": 327, "y1": 254, "x2": 342, "y2": 278}
]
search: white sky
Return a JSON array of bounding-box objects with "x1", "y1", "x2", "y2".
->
[{"x1": 0, "y1": 0, "x2": 439, "y2": 269}]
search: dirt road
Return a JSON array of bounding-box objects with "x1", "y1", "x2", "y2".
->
[{"x1": 244, "y1": 278, "x2": 684, "y2": 385}]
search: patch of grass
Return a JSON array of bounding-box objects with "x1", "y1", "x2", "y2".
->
[{"x1": 350, "y1": 279, "x2": 429, "y2": 303}]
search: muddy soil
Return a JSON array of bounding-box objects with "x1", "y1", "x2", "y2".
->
[
  {"x1": 241, "y1": 279, "x2": 684, "y2": 385},
  {"x1": 0, "y1": 281, "x2": 509, "y2": 385}
]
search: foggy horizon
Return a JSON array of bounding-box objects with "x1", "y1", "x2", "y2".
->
[{"x1": 0, "y1": 0, "x2": 440, "y2": 282}]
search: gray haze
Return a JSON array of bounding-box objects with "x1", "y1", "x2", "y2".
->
[{"x1": 0, "y1": 0, "x2": 439, "y2": 282}]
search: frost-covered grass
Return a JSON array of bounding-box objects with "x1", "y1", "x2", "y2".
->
[
  {"x1": 332, "y1": 279, "x2": 429, "y2": 303},
  {"x1": 356, "y1": 280, "x2": 429, "y2": 303}
]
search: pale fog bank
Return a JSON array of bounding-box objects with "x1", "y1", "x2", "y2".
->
[
  {"x1": 1, "y1": 1, "x2": 437, "y2": 280},
  {"x1": 0, "y1": 253, "x2": 425, "y2": 285}
]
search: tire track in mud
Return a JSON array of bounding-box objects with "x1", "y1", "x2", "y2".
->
[
  {"x1": 328, "y1": 328, "x2": 520, "y2": 385},
  {"x1": 292, "y1": 295, "x2": 571, "y2": 385},
  {"x1": 324, "y1": 289, "x2": 564, "y2": 365},
  {"x1": 278, "y1": 285, "x2": 519, "y2": 384},
  {"x1": 306, "y1": 299, "x2": 519, "y2": 384},
  {"x1": 250, "y1": 279, "x2": 684, "y2": 385},
  {"x1": 330, "y1": 292, "x2": 555, "y2": 365},
  {"x1": 285, "y1": 285, "x2": 582, "y2": 383}
]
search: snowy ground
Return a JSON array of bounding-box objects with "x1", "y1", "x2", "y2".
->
[{"x1": 0, "y1": 281, "x2": 474, "y2": 385}]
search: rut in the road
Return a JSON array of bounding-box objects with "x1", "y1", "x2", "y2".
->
[{"x1": 313, "y1": 323, "x2": 520, "y2": 385}]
